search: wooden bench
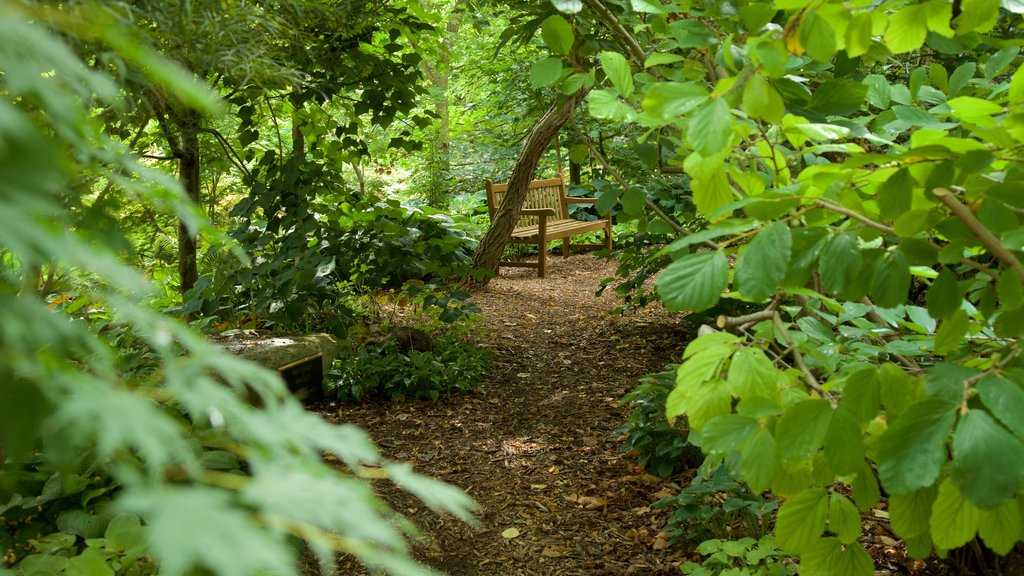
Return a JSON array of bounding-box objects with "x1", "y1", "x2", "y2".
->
[{"x1": 485, "y1": 176, "x2": 612, "y2": 278}]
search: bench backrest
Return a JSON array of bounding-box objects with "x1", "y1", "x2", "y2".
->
[{"x1": 485, "y1": 177, "x2": 569, "y2": 227}]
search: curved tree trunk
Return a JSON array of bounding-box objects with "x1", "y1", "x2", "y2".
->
[{"x1": 470, "y1": 91, "x2": 586, "y2": 287}]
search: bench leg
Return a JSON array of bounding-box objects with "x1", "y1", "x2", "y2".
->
[
  {"x1": 538, "y1": 242, "x2": 546, "y2": 277},
  {"x1": 563, "y1": 237, "x2": 571, "y2": 257},
  {"x1": 604, "y1": 220, "x2": 613, "y2": 249}
]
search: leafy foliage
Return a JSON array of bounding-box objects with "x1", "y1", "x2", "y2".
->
[
  {"x1": 539, "y1": 0, "x2": 1024, "y2": 572},
  {"x1": 681, "y1": 536, "x2": 792, "y2": 576},
  {"x1": 0, "y1": 5, "x2": 475, "y2": 576},
  {"x1": 611, "y1": 368, "x2": 702, "y2": 478}
]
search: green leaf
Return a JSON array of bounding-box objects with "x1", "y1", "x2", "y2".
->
[
  {"x1": 834, "y1": 542, "x2": 874, "y2": 576},
  {"x1": 806, "y1": 80, "x2": 867, "y2": 118},
  {"x1": 852, "y1": 462, "x2": 882, "y2": 511},
  {"x1": 952, "y1": 0, "x2": 1000, "y2": 32},
  {"x1": 656, "y1": 250, "x2": 729, "y2": 312},
  {"x1": 998, "y1": 268, "x2": 1024, "y2": 309},
  {"x1": 529, "y1": 57, "x2": 563, "y2": 88},
  {"x1": 977, "y1": 498, "x2": 1021, "y2": 555},
  {"x1": 890, "y1": 485, "x2": 938, "y2": 538},
  {"x1": 877, "y1": 168, "x2": 913, "y2": 220},
  {"x1": 692, "y1": 167, "x2": 734, "y2": 217},
  {"x1": 727, "y1": 347, "x2": 779, "y2": 399},
  {"x1": 800, "y1": 10, "x2": 837, "y2": 62},
  {"x1": 688, "y1": 99, "x2": 733, "y2": 156},
  {"x1": 775, "y1": 488, "x2": 829, "y2": 553},
  {"x1": 668, "y1": 19, "x2": 717, "y2": 49},
  {"x1": 930, "y1": 478, "x2": 981, "y2": 550},
  {"x1": 120, "y1": 486, "x2": 295, "y2": 576},
  {"x1": 740, "y1": 3, "x2": 777, "y2": 32},
  {"x1": 819, "y1": 233, "x2": 863, "y2": 298},
  {"x1": 776, "y1": 400, "x2": 832, "y2": 467},
  {"x1": 841, "y1": 368, "x2": 880, "y2": 426},
  {"x1": 870, "y1": 250, "x2": 911, "y2": 308},
  {"x1": 541, "y1": 15, "x2": 574, "y2": 55},
  {"x1": 952, "y1": 409, "x2": 1024, "y2": 508},
  {"x1": 600, "y1": 51, "x2": 633, "y2": 98},
  {"x1": 736, "y1": 223, "x2": 792, "y2": 301},
  {"x1": 845, "y1": 12, "x2": 874, "y2": 58},
  {"x1": 642, "y1": 82, "x2": 708, "y2": 121},
  {"x1": 885, "y1": 5, "x2": 928, "y2": 54},
  {"x1": 743, "y1": 75, "x2": 785, "y2": 122},
  {"x1": 948, "y1": 62, "x2": 977, "y2": 97},
  {"x1": 926, "y1": 268, "x2": 961, "y2": 320},
  {"x1": 701, "y1": 414, "x2": 758, "y2": 454},
  {"x1": 740, "y1": 426, "x2": 779, "y2": 492},
  {"x1": 644, "y1": 52, "x2": 686, "y2": 68},
  {"x1": 65, "y1": 548, "x2": 115, "y2": 576},
  {"x1": 829, "y1": 493, "x2": 862, "y2": 544},
  {"x1": 947, "y1": 96, "x2": 1003, "y2": 124},
  {"x1": 824, "y1": 408, "x2": 865, "y2": 475},
  {"x1": 934, "y1": 309, "x2": 969, "y2": 355},
  {"x1": 550, "y1": 0, "x2": 583, "y2": 13},
  {"x1": 666, "y1": 379, "x2": 733, "y2": 430},
  {"x1": 977, "y1": 376, "x2": 1024, "y2": 438},
  {"x1": 586, "y1": 89, "x2": 636, "y2": 122},
  {"x1": 984, "y1": 47, "x2": 1020, "y2": 81},
  {"x1": 877, "y1": 398, "x2": 957, "y2": 494}
]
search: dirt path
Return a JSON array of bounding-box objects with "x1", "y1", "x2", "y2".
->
[{"x1": 318, "y1": 254, "x2": 693, "y2": 575}]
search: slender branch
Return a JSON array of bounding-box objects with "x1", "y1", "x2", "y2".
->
[
  {"x1": 815, "y1": 199, "x2": 894, "y2": 234},
  {"x1": 201, "y1": 128, "x2": 252, "y2": 181},
  {"x1": 933, "y1": 187, "x2": 1024, "y2": 281},
  {"x1": 581, "y1": 0, "x2": 646, "y2": 65},
  {"x1": 264, "y1": 95, "x2": 285, "y2": 159},
  {"x1": 773, "y1": 312, "x2": 824, "y2": 394},
  {"x1": 140, "y1": 154, "x2": 179, "y2": 161},
  {"x1": 571, "y1": 122, "x2": 712, "y2": 246}
]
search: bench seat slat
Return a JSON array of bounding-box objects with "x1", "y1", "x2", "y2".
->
[{"x1": 509, "y1": 219, "x2": 609, "y2": 241}]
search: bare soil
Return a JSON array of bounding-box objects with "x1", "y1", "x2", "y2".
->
[{"x1": 309, "y1": 253, "x2": 963, "y2": 576}]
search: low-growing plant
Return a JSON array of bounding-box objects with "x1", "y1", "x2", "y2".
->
[
  {"x1": 655, "y1": 461, "x2": 778, "y2": 543},
  {"x1": 612, "y1": 368, "x2": 702, "y2": 478},
  {"x1": 681, "y1": 537, "x2": 793, "y2": 576},
  {"x1": 330, "y1": 331, "x2": 489, "y2": 401}
]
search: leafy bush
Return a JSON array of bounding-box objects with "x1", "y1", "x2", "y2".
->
[
  {"x1": 612, "y1": 368, "x2": 702, "y2": 478},
  {"x1": 681, "y1": 537, "x2": 792, "y2": 576},
  {"x1": 654, "y1": 463, "x2": 778, "y2": 544},
  {"x1": 0, "y1": 9, "x2": 474, "y2": 576},
  {"x1": 330, "y1": 332, "x2": 489, "y2": 401}
]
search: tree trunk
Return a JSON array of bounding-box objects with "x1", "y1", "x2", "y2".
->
[
  {"x1": 470, "y1": 92, "x2": 586, "y2": 286},
  {"x1": 177, "y1": 109, "x2": 201, "y2": 297},
  {"x1": 570, "y1": 160, "x2": 581, "y2": 184}
]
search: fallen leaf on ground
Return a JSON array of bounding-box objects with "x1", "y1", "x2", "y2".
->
[
  {"x1": 541, "y1": 546, "x2": 568, "y2": 557},
  {"x1": 501, "y1": 527, "x2": 521, "y2": 539}
]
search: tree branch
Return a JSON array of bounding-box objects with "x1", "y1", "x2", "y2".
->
[
  {"x1": 200, "y1": 128, "x2": 252, "y2": 181},
  {"x1": 933, "y1": 187, "x2": 1024, "y2": 281},
  {"x1": 773, "y1": 312, "x2": 825, "y2": 395},
  {"x1": 581, "y1": 0, "x2": 646, "y2": 66}
]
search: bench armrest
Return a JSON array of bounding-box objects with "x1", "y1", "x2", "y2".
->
[
  {"x1": 520, "y1": 208, "x2": 557, "y2": 217},
  {"x1": 565, "y1": 197, "x2": 598, "y2": 204}
]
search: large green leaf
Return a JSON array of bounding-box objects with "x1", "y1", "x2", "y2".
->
[
  {"x1": 823, "y1": 407, "x2": 865, "y2": 475},
  {"x1": 736, "y1": 222, "x2": 792, "y2": 301},
  {"x1": 799, "y1": 10, "x2": 837, "y2": 62},
  {"x1": 120, "y1": 486, "x2": 295, "y2": 576},
  {"x1": 977, "y1": 375, "x2": 1024, "y2": 438},
  {"x1": 726, "y1": 347, "x2": 779, "y2": 399},
  {"x1": 930, "y1": 478, "x2": 981, "y2": 550},
  {"x1": 586, "y1": 89, "x2": 636, "y2": 122},
  {"x1": 688, "y1": 99, "x2": 733, "y2": 156},
  {"x1": 841, "y1": 368, "x2": 880, "y2": 425},
  {"x1": 951, "y1": 409, "x2": 1024, "y2": 508},
  {"x1": 890, "y1": 485, "x2": 937, "y2": 538},
  {"x1": 877, "y1": 399, "x2": 957, "y2": 494},
  {"x1": 700, "y1": 414, "x2": 758, "y2": 454},
  {"x1": 691, "y1": 167, "x2": 734, "y2": 217},
  {"x1": 743, "y1": 74, "x2": 785, "y2": 122},
  {"x1": 642, "y1": 82, "x2": 708, "y2": 122},
  {"x1": 529, "y1": 57, "x2": 563, "y2": 88},
  {"x1": 885, "y1": 5, "x2": 928, "y2": 53},
  {"x1": 926, "y1": 267, "x2": 961, "y2": 319},
  {"x1": 819, "y1": 233, "x2": 863, "y2": 298},
  {"x1": 740, "y1": 426, "x2": 779, "y2": 492},
  {"x1": 977, "y1": 498, "x2": 1022, "y2": 554},
  {"x1": 934, "y1": 309, "x2": 969, "y2": 355},
  {"x1": 540, "y1": 15, "x2": 574, "y2": 55},
  {"x1": 827, "y1": 494, "x2": 860, "y2": 545},
  {"x1": 952, "y1": 0, "x2": 1000, "y2": 32},
  {"x1": 776, "y1": 399, "x2": 833, "y2": 468},
  {"x1": 656, "y1": 250, "x2": 729, "y2": 312},
  {"x1": 599, "y1": 51, "x2": 633, "y2": 98},
  {"x1": 550, "y1": 0, "x2": 582, "y2": 13},
  {"x1": 869, "y1": 250, "x2": 911, "y2": 308},
  {"x1": 775, "y1": 488, "x2": 829, "y2": 553}
]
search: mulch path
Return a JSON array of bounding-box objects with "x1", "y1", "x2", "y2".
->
[
  {"x1": 315, "y1": 254, "x2": 693, "y2": 575},
  {"x1": 309, "y1": 253, "x2": 969, "y2": 575}
]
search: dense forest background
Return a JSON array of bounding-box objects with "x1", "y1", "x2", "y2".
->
[{"x1": 3, "y1": 0, "x2": 1024, "y2": 574}]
